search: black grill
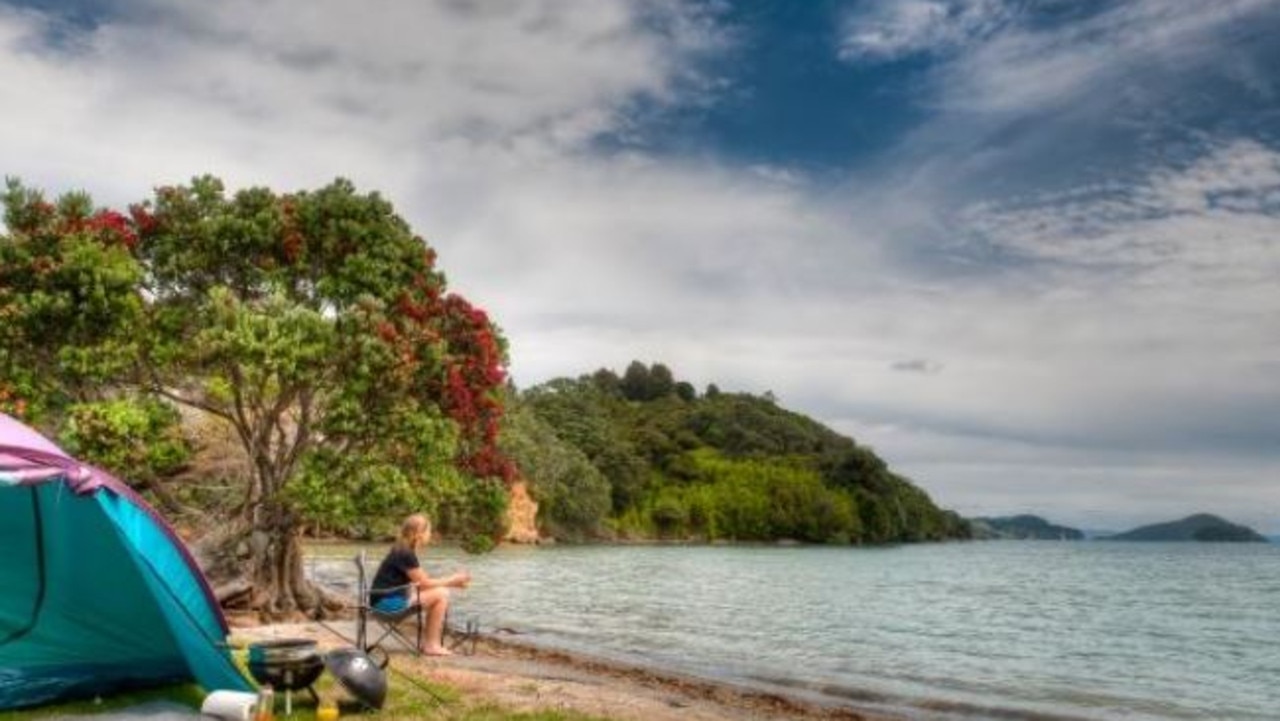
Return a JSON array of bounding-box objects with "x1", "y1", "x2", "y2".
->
[{"x1": 247, "y1": 639, "x2": 324, "y2": 692}]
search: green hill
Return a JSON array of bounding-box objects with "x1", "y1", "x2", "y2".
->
[
  {"x1": 971, "y1": 515, "x2": 1083, "y2": 540},
  {"x1": 1107, "y1": 514, "x2": 1267, "y2": 542},
  {"x1": 500, "y1": 361, "x2": 970, "y2": 544}
]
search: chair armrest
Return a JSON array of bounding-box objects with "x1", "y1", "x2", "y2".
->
[{"x1": 369, "y1": 581, "x2": 415, "y2": 595}]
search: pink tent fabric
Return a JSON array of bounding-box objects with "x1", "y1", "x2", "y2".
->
[
  {"x1": 0, "y1": 413, "x2": 115, "y2": 492},
  {"x1": 0, "y1": 413, "x2": 65, "y2": 455}
]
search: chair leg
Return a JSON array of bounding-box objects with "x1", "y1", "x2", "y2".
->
[
  {"x1": 367, "y1": 610, "x2": 426, "y2": 656},
  {"x1": 415, "y1": 606, "x2": 424, "y2": 656}
]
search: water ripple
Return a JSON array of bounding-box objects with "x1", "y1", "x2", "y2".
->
[{"x1": 309, "y1": 541, "x2": 1278, "y2": 721}]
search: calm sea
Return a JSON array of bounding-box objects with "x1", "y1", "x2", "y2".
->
[{"x1": 307, "y1": 541, "x2": 1279, "y2": 721}]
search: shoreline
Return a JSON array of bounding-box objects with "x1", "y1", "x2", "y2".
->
[{"x1": 238, "y1": 621, "x2": 910, "y2": 721}]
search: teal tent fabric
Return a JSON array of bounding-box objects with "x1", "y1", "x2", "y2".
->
[{"x1": 0, "y1": 414, "x2": 252, "y2": 709}]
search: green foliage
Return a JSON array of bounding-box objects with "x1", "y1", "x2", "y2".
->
[
  {"x1": 673, "y1": 381, "x2": 696, "y2": 402},
  {"x1": 619, "y1": 360, "x2": 676, "y2": 402},
  {"x1": 461, "y1": 533, "x2": 498, "y2": 554},
  {"x1": 498, "y1": 395, "x2": 611, "y2": 540},
  {"x1": 437, "y1": 476, "x2": 510, "y2": 547},
  {"x1": 687, "y1": 393, "x2": 852, "y2": 459},
  {"x1": 521, "y1": 378, "x2": 648, "y2": 514},
  {"x1": 0, "y1": 179, "x2": 145, "y2": 417},
  {"x1": 58, "y1": 398, "x2": 192, "y2": 483},
  {"x1": 1, "y1": 176, "x2": 512, "y2": 564},
  {"x1": 518, "y1": 362, "x2": 969, "y2": 544},
  {"x1": 287, "y1": 441, "x2": 454, "y2": 538},
  {"x1": 624, "y1": 450, "x2": 859, "y2": 543}
]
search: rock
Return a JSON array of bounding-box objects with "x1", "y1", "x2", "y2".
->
[{"x1": 504, "y1": 480, "x2": 541, "y2": 544}]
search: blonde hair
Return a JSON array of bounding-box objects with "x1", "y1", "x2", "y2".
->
[{"x1": 395, "y1": 513, "x2": 430, "y2": 551}]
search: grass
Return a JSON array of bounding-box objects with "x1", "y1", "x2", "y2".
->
[
  {"x1": 8, "y1": 665, "x2": 613, "y2": 721},
  {"x1": 4, "y1": 685, "x2": 207, "y2": 721}
]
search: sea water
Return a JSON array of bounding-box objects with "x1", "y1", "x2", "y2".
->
[{"x1": 308, "y1": 541, "x2": 1279, "y2": 721}]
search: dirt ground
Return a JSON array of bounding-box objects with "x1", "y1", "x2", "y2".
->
[{"x1": 237, "y1": 622, "x2": 905, "y2": 721}]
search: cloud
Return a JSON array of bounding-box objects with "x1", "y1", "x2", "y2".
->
[
  {"x1": 0, "y1": 0, "x2": 724, "y2": 199},
  {"x1": 837, "y1": 0, "x2": 1011, "y2": 63},
  {"x1": 826, "y1": 410, "x2": 1280, "y2": 534},
  {"x1": 890, "y1": 359, "x2": 944, "y2": 374},
  {"x1": 957, "y1": 138, "x2": 1280, "y2": 332},
  {"x1": 0, "y1": 0, "x2": 886, "y2": 393},
  {"x1": 942, "y1": 1, "x2": 1279, "y2": 115},
  {"x1": 839, "y1": 1, "x2": 1280, "y2": 116},
  {"x1": 1, "y1": 1, "x2": 1277, "y2": 531},
  {"x1": 813, "y1": 3, "x2": 1280, "y2": 495}
]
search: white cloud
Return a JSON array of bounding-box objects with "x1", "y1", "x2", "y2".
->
[
  {"x1": 927, "y1": 0, "x2": 1277, "y2": 114},
  {"x1": 827, "y1": 413, "x2": 1280, "y2": 532},
  {"x1": 797, "y1": 138, "x2": 1280, "y2": 532},
  {"x1": 1, "y1": 1, "x2": 1277, "y2": 532},
  {"x1": 0, "y1": 0, "x2": 723, "y2": 199},
  {"x1": 838, "y1": 0, "x2": 1010, "y2": 63},
  {"x1": 962, "y1": 139, "x2": 1280, "y2": 305},
  {"x1": 839, "y1": 1, "x2": 1279, "y2": 116},
  {"x1": 814, "y1": 3, "x2": 1280, "y2": 532}
]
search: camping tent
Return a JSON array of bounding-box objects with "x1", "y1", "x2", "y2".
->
[{"x1": 0, "y1": 412, "x2": 252, "y2": 709}]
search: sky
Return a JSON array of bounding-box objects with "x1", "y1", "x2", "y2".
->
[{"x1": 1, "y1": 0, "x2": 1278, "y2": 534}]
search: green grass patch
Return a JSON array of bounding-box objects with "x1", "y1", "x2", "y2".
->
[
  {"x1": 10, "y1": 668, "x2": 611, "y2": 721},
  {"x1": 4, "y1": 684, "x2": 205, "y2": 720}
]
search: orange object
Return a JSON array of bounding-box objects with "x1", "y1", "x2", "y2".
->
[
  {"x1": 317, "y1": 700, "x2": 340, "y2": 721},
  {"x1": 254, "y1": 685, "x2": 274, "y2": 721}
]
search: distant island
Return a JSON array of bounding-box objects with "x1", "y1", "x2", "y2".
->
[
  {"x1": 970, "y1": 515, "x2": 1083, "y2": 540},
  {"x1": 1105, "y1": 514, "x2": 1268, "y2": 542}
]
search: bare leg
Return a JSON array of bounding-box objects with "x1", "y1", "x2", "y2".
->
[{"x1": 416, "y1": 587, "x2": 453, "y2": 656}]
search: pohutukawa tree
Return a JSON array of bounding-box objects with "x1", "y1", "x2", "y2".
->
[{"x1": 0, "y1": 176, "x2": 513, "y2": 617}]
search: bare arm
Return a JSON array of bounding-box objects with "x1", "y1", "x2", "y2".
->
[{"x1": 407, "y1": 566, "x2": 471, "y2": 590}]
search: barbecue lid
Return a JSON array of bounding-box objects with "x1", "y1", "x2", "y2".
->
[
  {"x1": 323, "y1": 647, "x2": 387, "y2": 710},
  {"x1": 248, "y1": 638, "x2": 319, "y2": 663}
]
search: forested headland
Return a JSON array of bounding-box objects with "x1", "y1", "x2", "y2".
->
[{"x1": 501, "y1": 361, "x2": 971, "y2": 544}]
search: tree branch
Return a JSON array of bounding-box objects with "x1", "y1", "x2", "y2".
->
[{"x1": 145, "y1": 371, "x2": 235, "y2": 423}]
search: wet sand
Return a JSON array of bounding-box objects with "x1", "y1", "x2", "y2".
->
[{"x1": 237, "y1": 622, "x2": 907, "y2": 721}]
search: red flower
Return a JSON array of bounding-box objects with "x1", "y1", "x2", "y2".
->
[
  {"x1": 87, "y1": 210, "x2": 139, "y2": 249},
  {"x1": 128, "y1": 204, "x2": 159, "y2": 236}
]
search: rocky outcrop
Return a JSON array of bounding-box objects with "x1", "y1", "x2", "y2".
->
[{"x1": 504, "y1": 480, "x2": 541, "y2": 544}]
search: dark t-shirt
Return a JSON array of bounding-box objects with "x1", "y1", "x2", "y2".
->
[{"x1": 370, "y1": 546, "x2": 420, "y2": 602}]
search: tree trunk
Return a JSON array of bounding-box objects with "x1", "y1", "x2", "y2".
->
[
  {"x1": 181, "y1": 408, "x2": 344, "y2": 622},
  {"x1": 247, "y1": 504, "x2": 320, "y2": 620},
  {"x1": 197, "y1": 508, "x2": 333, "y2": 622}
]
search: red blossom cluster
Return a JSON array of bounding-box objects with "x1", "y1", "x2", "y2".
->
[
  {"x1": 437, "y1": 293, "x2": 513, "y2": 481},
  {"x1": 85, "y1": 210, "x2": 139, "y2": 249},
  {"x1": 278, "y1": 197, "x2": 304, "y2": 264},
  {"x1": 128, "y1": 204, "x2": 159, "y2": 237},
  {"x1": 376, "y1": 279, "x2": 513, "y2": 482}
]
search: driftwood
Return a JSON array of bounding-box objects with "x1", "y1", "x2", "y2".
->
[{"x1": 214, "y1": 577, "x2": 253, "y2": 607}]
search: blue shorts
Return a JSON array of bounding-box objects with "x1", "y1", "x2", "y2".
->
[{"x1": 373, "y1": 593, "x2": 409, "y2": 613}]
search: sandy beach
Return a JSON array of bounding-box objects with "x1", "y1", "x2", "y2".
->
[{"x1": 237, "y1": 622, "x2": 905, "y2": 721}]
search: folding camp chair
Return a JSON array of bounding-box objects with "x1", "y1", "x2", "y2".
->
[{"x1": 354, "y1": 551, "x2": 424, "y2": 657}]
